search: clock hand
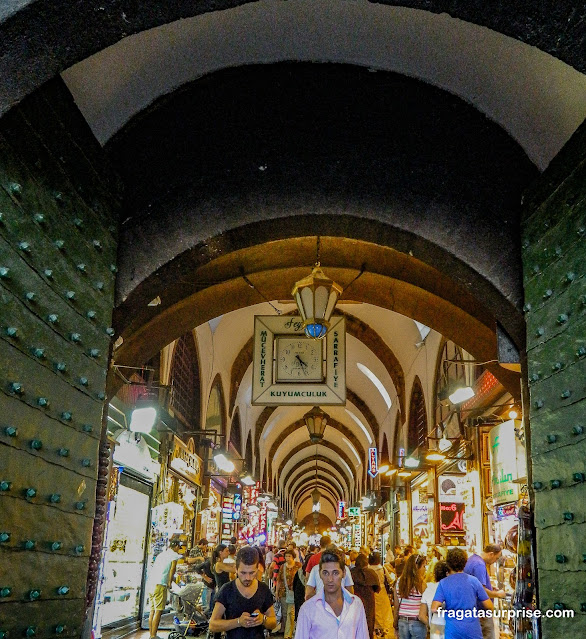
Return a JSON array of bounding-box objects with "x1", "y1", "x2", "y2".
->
[{"x1": 295, "y1": 354, "x2": 308, "y2": 367}]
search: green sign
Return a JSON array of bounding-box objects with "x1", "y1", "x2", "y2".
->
[{"x1": 348, "y1": 506, "x2": 361, "y2": 517}]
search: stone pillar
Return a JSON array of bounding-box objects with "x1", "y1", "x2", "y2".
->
[
  {"x1": 521, "y1": 120, "x2": 586, "y2": 636},
  {"x1": 0, "y1": 78, "x2": 119, "y2": 637}
]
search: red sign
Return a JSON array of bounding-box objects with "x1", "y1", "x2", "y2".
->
[
  {"x1": 259, "y1": 502, "x2": 267, "y2": 535},
  {"x1": 440, "y1": 502, "x2": 465, "y2": 533},
  {"x1": 338, "y1": 501, "x2": 346, "y2": 519},
  {"x1": 368, "y1": 448, "x2": 379, "y2": 478}
]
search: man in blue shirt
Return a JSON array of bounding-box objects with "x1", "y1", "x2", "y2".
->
[
  {"x1": 432, "y1": 548, "x2": 494, "y2": 639},
  {"x1": 464, "y1": 544, "x2": 506, "y2": 639}
]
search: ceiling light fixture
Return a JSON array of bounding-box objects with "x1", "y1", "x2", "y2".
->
[
  {"x1": 304, "y1": 406, "x2": 329, "y2": 443},
  {"x1": 292, "y1": 237, "x2": 342, "y2": 339}
]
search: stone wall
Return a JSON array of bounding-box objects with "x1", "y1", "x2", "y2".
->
[
  {"x1": 0, "y1": 79, "x2": 119, "y2": 637},
  {"x1": 522, "y1": 120, "x2": 586, "y2": 635}
]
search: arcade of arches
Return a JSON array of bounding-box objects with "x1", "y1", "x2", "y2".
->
[{"x1": 0, "y1": 2, "x2": 585, "y2": 638}]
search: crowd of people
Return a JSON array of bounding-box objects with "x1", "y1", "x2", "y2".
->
[{"x1": 147, "y1": 535, "x2": 506, "y2": 639}]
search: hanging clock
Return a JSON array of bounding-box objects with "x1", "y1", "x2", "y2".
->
[{"x1": 252, "y1": 315, "x2": 346, "y2": 406}]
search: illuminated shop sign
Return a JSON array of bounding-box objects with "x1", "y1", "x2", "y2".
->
[
  {"x1": 338, "y1": 501, "x2": 346, "y2": 519},
  {"x1": 348, "y1": 506, "x2": 360, "y2": 517},
  {"x1": 489, "y1": 421, "x2": 520, "y2": 505},
  {"x1": 169, "y1": 436, "x2": 203, "y2": 486},
  {"x1": 232, "y1": 493, "x2": 242, "y2": 520},
  {"x1": 259, "y1": 502, "x2": 268, "y2": 535},
  {"x1": 368, "y1": 447, "x2": 379, "y2": 478},
  {"x1": 495, "y1": 503, "x2": 517, "y2": 520},
  {"x1": 222, "y1": 496, "x2": 234, "y2": 524},
  {"x1": 440, "y1": 502, "x2": 465, "y2": 533}
]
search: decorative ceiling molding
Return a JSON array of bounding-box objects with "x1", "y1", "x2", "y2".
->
[
  {"x1": 285, "y1": 466, "x2": 349, "y2": 507},
  {"x1": 286, "y1": 466, "x2": 347, "y2": 502},
  {"x1": 293, "y1": 485, "x2": 339, "y2": 515},
  {"x1": 288, "y1": 472, "x2": 346, "y2": 508},
  {"x1": 269, "y1": 418, "x2": 365, "y2": 486},
  {"x1": 278, "y1": 447, "x2": 355, "y2": 490}
]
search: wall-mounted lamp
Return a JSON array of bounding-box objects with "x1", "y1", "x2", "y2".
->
[
  {"x1": 213, "y1": 451, "x2": 235, "y2": 473},
  {"x1": 449, "y1": 386, "x2": 475, "y2": 404},
  {"x1": 240, "y1": 474, "x2": 255, "y2": 486},
  {"x1": 404, "y1": 455, "x2": 420, "y2": 469},
  {"x1": 129, "y1": 393, "x2": 158, "y2": 433}
]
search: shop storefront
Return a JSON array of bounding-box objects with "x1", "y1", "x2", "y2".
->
[
  {"x1": 92, "y1": 429, "x2": 159, "y2": 634},
  {"x1": 200, "y1": 481, "x2": 223, "y2": 544},
  {"x1": 139, "y1": 435, "x2": 203, "y2": 629},
  {"x1": 410, "y1": 473, "x2": 431, "y2": 547},
  {"x1": 485, "y1": 419, "x2": 528, "y2": 637},
  {"x1": 397, "y1": 497, "x2": 410, "y2": 546}
]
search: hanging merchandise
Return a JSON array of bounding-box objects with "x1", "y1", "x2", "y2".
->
[
  {"x1": 512, "y1": 504, "x2": 539, "y2": 639},
  {"x1": 152, "y1": 501, "x2": 185, "y2": 533}
]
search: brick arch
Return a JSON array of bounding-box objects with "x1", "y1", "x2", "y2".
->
[
  {"x1": 292, "y1": 478, "x2": 341, "y2": 503},
  {"x1": 286, "y1": 466, "x2": 347, "y2": 502},
  {"x1": 285, "y1": 465, "x2": 349, "y2": 509},
  {"x1": 277, "y1": 450, "x2": 355, "y2": 501},
  {"x1": 294, "y1": 485, "x2": 339, "y2": 515},
  {"x1": 289, "y1": 472, "x2": 347, "y2": 509},
  {"x1": 346, "y1": 388, "x2": 379, "y2": 442},
  {"x1": 268, "y1": 417, "x2": 366, "y2": 488},
  {"x1": 229, "y1": 336, "x2": 253, "y2": 416},
  {"x1": 340, "y1": 310, "x2": 405, "y2": 418},
  {"x1": 252, "y1": 406, "x2": 276, "y2": 477}
]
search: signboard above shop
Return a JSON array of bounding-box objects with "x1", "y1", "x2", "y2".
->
[
  {"x1": 169, "y1": 436, "x2": 203, "y2": 486},
  {"x1": 489, "y1": 421, "x2": 521, "y2": 505},
  {"x1": 368, "y1": 448, "x2": 378, "y2": 478}
]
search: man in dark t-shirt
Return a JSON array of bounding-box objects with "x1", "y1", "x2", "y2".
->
[{"x1": 210, "y1": 545, "x2": 278, "y2": 638}]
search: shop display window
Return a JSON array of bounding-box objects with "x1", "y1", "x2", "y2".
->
[{"x1": 101, "y1": 473, "x2": 151, "y2": 626}]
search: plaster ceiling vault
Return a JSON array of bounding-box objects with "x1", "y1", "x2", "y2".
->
[
  {"x1": 2, "y1": 0, "x2": 583, "y2": 526},
  {"x1": 190, "y1": 300, "x2": 444, "y2": 521},
  {"x1": 60, "y1": 0, "x2": 586, "y2": 170}
]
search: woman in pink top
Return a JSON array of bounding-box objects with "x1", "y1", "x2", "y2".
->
[{"x1": 296, "y1": 548, "x2": 369, "y2": 639}]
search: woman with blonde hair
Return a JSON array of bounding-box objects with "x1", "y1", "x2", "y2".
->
[{"x1": 368, "y1": 552, "x2": 394, "y2": 638}]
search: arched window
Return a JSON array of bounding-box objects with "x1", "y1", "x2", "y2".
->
[
  {"x1": 205, "y1": 376, "x2": 226, "y2": 436},
  {"x1": 407, "y1": 377, "x2": 427, "y2": 454},
  {"x1": 170, "y1": 332, "x2": 200, "y2": 427},
  {"x1": 229, "y1": 410, "x2": 242, "y2": 456},
  {"x1": 380, "y1": 434, "x2": 390, "y2": 467},
  {"x1": 244, "y1": 432, "x2": 253, "y2": 476},
  {"x1": 434, "y1": 340, "x2": 468, "y2": 438}
]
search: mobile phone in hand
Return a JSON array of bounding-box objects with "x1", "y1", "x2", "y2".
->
[{"x1": 250, "y1": 612, "x2": 259, "y2": 617}]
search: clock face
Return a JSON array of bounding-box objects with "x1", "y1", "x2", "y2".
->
[{"x1": 275, "y1": 337, "x2": 323, "y2": 382}]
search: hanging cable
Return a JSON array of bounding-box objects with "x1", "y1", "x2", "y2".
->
[
  {"x1": 341, "y1": 263, "x2": 366, "y2": 294},
  {"x1": 240, "y1": 268, "x2": 281, "y2": 314}
]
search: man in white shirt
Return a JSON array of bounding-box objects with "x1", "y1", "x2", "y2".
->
[
  {"x1": 148, "y1": 537, "x2": 194, "y2": 639},
  {"x1": 305, "y1": 545, "x2": 354, "y2": 599},
  {"x1": 296, "y1": 548, "x2": 368, "y2": 639}
]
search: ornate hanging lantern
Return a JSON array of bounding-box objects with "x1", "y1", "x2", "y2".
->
[
  {"x1": 292, "y1": 263, "x2": 342, "y2": 339},
  {"x1": 304, "y1": 406, "x2": 329, "y2": 444}
]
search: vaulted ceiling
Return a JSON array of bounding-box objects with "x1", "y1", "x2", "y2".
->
[{"x1": 3, "y1": 0, "x2": 583, "y2": 526}]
